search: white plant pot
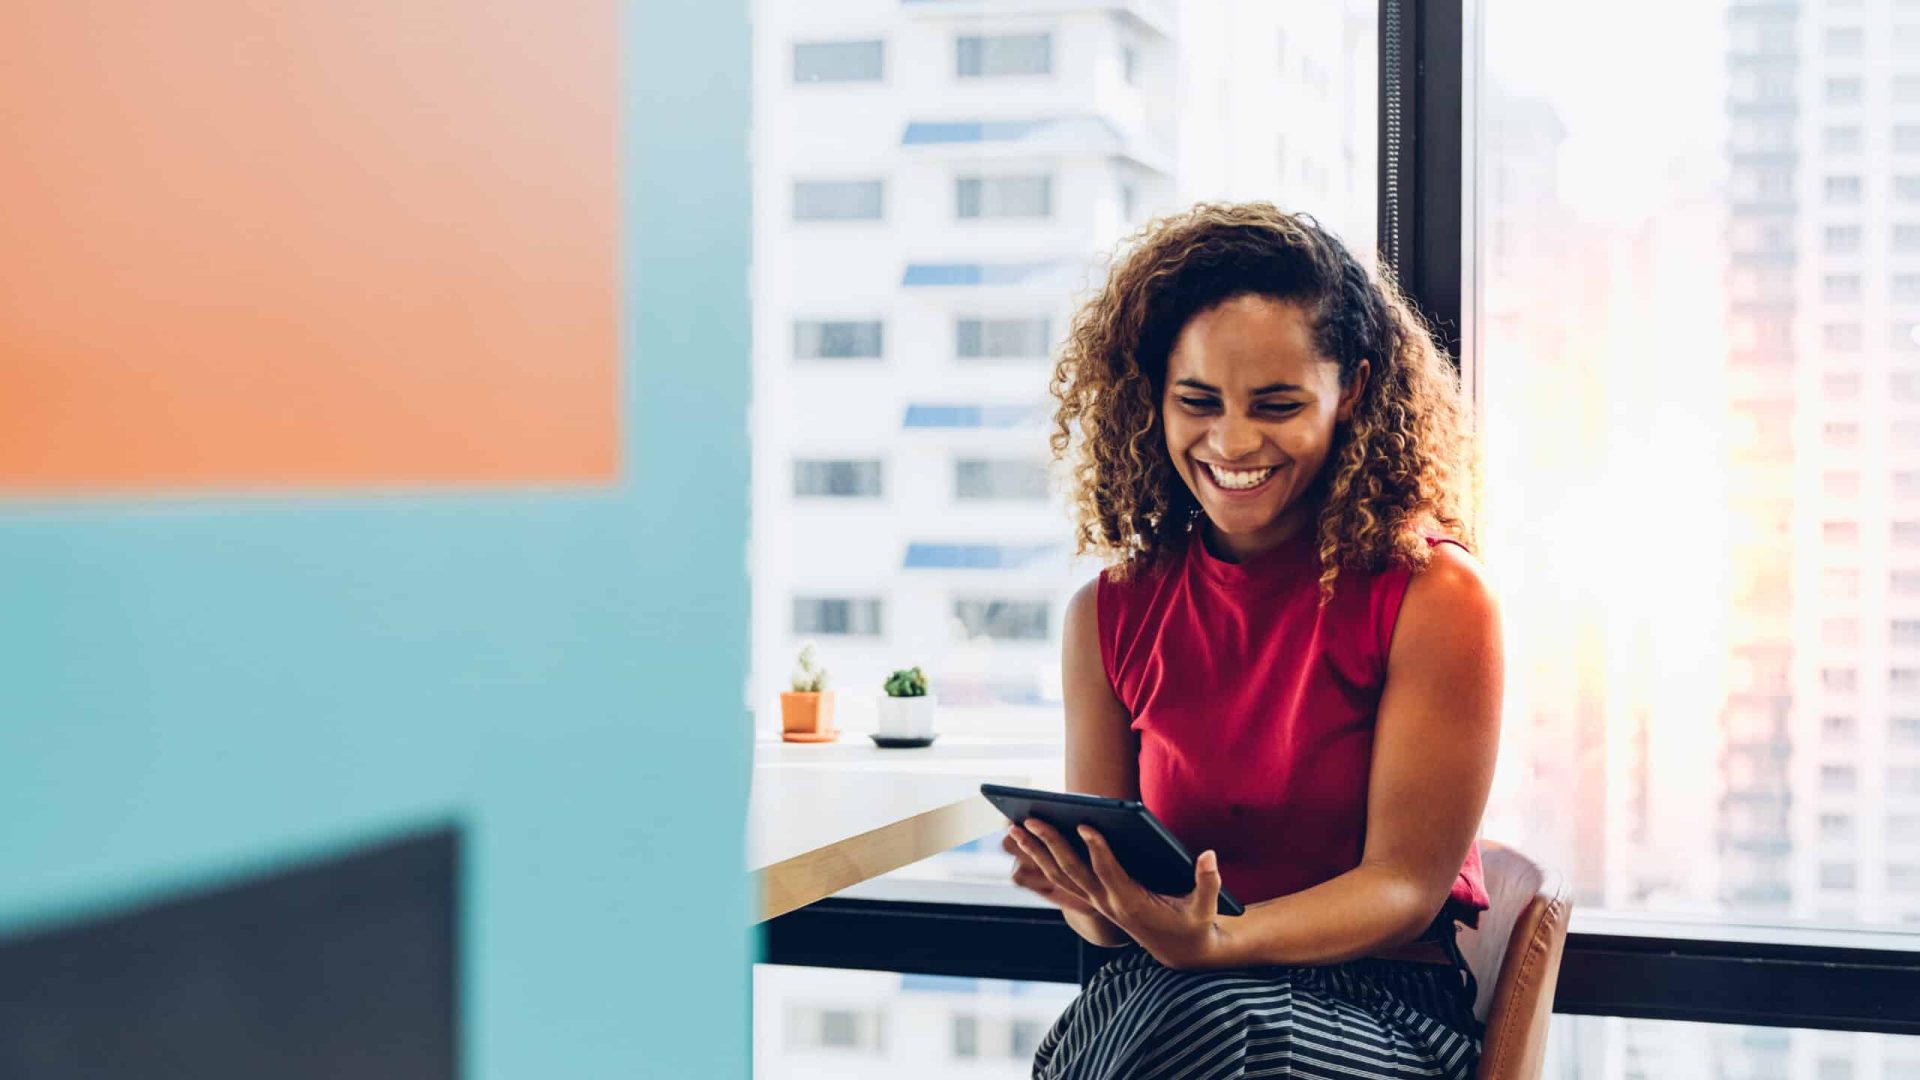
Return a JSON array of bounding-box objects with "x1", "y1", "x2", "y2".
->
[{"x1": 874, "y1": 694, "x2": 937, "y2": 742}]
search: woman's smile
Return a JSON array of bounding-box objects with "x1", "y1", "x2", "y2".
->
[{"x1": 1198, "y1": 459, "x2": 1284, "y2": 498}]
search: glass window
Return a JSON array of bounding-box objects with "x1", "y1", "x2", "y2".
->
[
  {"x1": 955, "y1": 458, "x2": 1051, "y2": 501},
  {"x1": 1827, "y1": 225, "x2": 1863, "y2": 253},
  {"x1": 955, "y1": 175, "x2": 1053, "y2": 219},
  {"x1": 1826, "y1": 176, "x2": 1863, "y2": 204},
  {"x1": 794, "y1": 319, "x2": 884, "y2": 361},
  {"x1": 951, "y1": 1014, "x2": 978, "y2": 1058},
  {"x1": 955, "y1": 33, "x2": 1051, "y2": 78},
  {"x1": 955, "y1": 317, "x2": 1051, "y2": 360},
  {"x1": 792, "y1": 596, "x2": 883, "y2": 637},
  {"x1": 792, "y1": 40, "x2": 884, "y2": 83},
  {"x1": 793, "y1": 179, "x2": 884, "y2": 221},
  {"x1": 1828, "y1": 76, "x2": 1863, "y2": 104},
  {"x1": 794, "y1": 459, "x2": 884, "y2": 498},
  {"x1": 951, "y1": 597, "x2": 1049, "y2": 642},
  {"x1": 1826, "y1": 125, "x2": 1863, "y2": 153}
]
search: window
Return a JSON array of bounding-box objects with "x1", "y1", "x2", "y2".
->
[
  {"x1": 1823, "y1": 668, "x2": 1860, "y2": 693},
  {"x1": 1895, "y1": 767, "x2": 1920, "y2": 795},
  {"x1": 1820, "y1": 812, "x2": 1854, "y2": 840},
  {"x1": 1901, "y1": 76, "x2": 1920, "y2": 103},
  {"x1": 951, "y1": 1014, "x2": 978, "y2": 1058},
  {"x1": 1010, "y1": 1018, "x2": 1046, "y2": 1060},
  {"x1": 783, "y1": 1004, "x2": 885, "y2": 1051},
  {"x1": 792, "y1": 179, "x2": 884, "y2": 221},
  {"x1": 1895, "y1": 667, "x2": 1920, "y2": 694},
  {"x1": 1896, "y1": 716, "x2": 1920, "y2": 745},
  {"x1": 1897, "y1": 571, "x2": 1920, "y2": 595},
  {"x1": 794, "y1": 459, "x2": 883, "y2": 498},
  {"x1": 1897, "y1": 521, "x2": 1920, "y2": 547},
  {"x1": 1900, "y1": 275, "x2": 1920, "y2": 301},
  {"x1": 1824, "y1": 521, "x2": 1860, "y2": 545},
  {"x1": 1826, "y1": 125, "x2": 1863, "y2": 153},
  {"x1": 1820, "y1": 861, "x2": 1858, "y2": 890},
  {"x1": 1825, "y1": 471, "x2": 1861, "y2": 497},
  {"x1": 1826, "y1": 26, "x2": 1865, "y2": 54},
  {"x1": 792, "y1": 596, "x2": 883, "y2": 637},
  {"x1": 955, "y1": 458, "x2": 1050, "y2": 501},
  {"x1": 1895, "y1": 813, "x2": 1920, "y2": 842},
  {"x1": 1822, "y1": 764, "x2": 1859, "y2": 793},
  {"x1": 955, "y1": 33, "x2": 1051, "y2": 78},
  {"x1": 1828, "y1": 77, "x2": 1863, "y2": 104},
  {"x1": 955, "y1": 175, "x2": 1053, "y2": 219},
  {"x1": 1824, "y1": 619, "x2": 1860, "y2": 646},
  {"x1": 1827, "y1": 225, "x2": 1863, "y2": 253},
  {"x1": 1827, "y1": 373, "x2": 1864, "y2": 400},
  {"x1": 794, "y1": 319, "x2": 883, "y2": 360},
  {"x1": 1825, "y1": 274, "x2": 1862, "y2": 301},
  {"x1": 1900, "y1": 126, "x2": 1920, "y2": 154},
  {"x1": 1824, "y1": 322, "x2": 1862, "y2": 351},
  {"x1": 1122, "y1": 43, "x2": 1139, "y2": 84},
  {"x1": 1896, "y1": 373, "x2": 1920, "y2": 403},
  {"x1": 1898, "y1": 225, "x2": 1920, "y2": 252},
  {"x1": 792, "y1": 40, "x2": 884, "y2": 83},
  {"x1": 956, "y1": 317, "x2": 1051, "y2": 360},
  {"x1": 1901, "y1": 176, "x2": 1920, "y2": 202},
  {"x1": 1897, "y1": 620, "x2": 1920, "y2": 646},
  {"x1": 1826, "y1": 176, "x2": 1862, "y2": 204},
  {"x1": 1823, "y1": 714, "x2": 1859, "y2": 739},
  {"x1": 1900, "y1": 472, "x2": 1920, "y2": 499},
  {"x1": 951, "y1": 597, "x2": 1049, "y2": 641}
]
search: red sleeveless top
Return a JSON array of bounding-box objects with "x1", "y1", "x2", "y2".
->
[{"x1": 1096, "y1": 521, "x2": 1490, "y2": 936}]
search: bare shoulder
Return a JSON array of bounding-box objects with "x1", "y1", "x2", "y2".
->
[
  {"x1": 1395, "y1": 541, "x2": 1501, "y2": 651},
  {"x1": 1065, "y1": 574, "x2": 1100, "y2": 630}
]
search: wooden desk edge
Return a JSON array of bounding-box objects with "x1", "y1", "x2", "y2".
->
[{"x1": 752, "y1": 795, "x2": 1008, "y2": 923}]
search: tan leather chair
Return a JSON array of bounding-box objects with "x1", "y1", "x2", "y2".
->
[{"x1": 1454, "y1": 839, "x2": 1573, "y2": 1080}]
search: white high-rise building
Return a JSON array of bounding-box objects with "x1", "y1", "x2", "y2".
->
[{"x1": 749, "y1": 0, "x2": 1374, "y2": 737}]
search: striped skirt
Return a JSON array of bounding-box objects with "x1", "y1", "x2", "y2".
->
[{"x1": 1031, "y1": 924, "x2": 1484, "y2": 1080}]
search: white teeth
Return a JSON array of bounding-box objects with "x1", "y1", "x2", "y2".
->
[{"x1": 1205, "y1": 463, "x2": 1276, "y2": 490}]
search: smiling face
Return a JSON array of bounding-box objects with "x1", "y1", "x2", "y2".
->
[{"x1": 1161, "y1": 294, "x2": 1369, "y2": 559}]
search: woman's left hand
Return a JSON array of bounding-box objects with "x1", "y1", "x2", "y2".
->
[{"x1": 1010, "y1": 818, "x2": 1233, "y2": 970}]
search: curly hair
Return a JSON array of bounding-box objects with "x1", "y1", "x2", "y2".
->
[{"x1": 1048, "y1": 201, "x2": 1480, "y2": 601}]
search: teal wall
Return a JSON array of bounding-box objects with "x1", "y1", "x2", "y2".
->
[{"x1": 0, "y1": 1, "x2": 753, "y2": 1076}]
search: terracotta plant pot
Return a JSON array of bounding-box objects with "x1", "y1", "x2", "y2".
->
[{"x1": 779, "y1": 690, "x2": 838, "y2": 743}]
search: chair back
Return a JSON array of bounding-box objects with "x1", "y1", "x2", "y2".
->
[{"x1": 1454, "y1": 839, "x2": 1572, "y2": 1080}]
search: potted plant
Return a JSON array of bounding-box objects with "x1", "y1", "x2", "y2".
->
[
  {"x1": 779, "y1": 642, "x2": 838, "y2": 743},
  {"x1": 873, "y1": 665, "x2": 937, "y2": 748}
]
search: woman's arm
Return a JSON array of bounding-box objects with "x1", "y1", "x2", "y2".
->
[
  {"x1": 1210, "y1": 543, "x2": 1504, "y2": 968},
  {"x1": 1053, "y1": 577, "x2": 1142, "y2": 948}
]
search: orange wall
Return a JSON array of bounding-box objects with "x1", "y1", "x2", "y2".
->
[{"x1": 0, "y1": 1, "x2": 618, "y2": 494}]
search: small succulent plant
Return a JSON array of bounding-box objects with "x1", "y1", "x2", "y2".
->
[
  {"x1": 790, "y1": 642, "x2": 829, "y2": 693},
  {"x1": 883, "y1": 666, "x2": 929, "y2": 698}
]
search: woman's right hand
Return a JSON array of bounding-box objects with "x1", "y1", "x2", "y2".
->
[{"x1": 1003, "y1": 823, "x2": 1103, "y2": 917}]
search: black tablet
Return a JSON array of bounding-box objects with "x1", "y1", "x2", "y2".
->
[{"x1": 981, "y1": 782, "x2": 1245, "y2": 916}]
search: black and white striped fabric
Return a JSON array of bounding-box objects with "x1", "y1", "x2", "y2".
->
[{"x1": 1032, "y1": 927, "x2": 1484, "y2": 1080}]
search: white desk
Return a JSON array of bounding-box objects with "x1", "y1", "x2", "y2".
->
[{"x1": 747, "y1": 735, "x2": 1064, "y2": 922}]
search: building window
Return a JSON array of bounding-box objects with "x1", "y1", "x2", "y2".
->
[
  {"x1": 1898, "y1": 225, "x2": 1920, "y2": 252},
  {"x1": 1900, "y1": 176, "x2": 1920, "y2": 202},
  {"x1": 955, "y1": 458, "x2": 1051, "y2": 501},
  {"x1": 1826, "y1": 568, "x2": 1862, "y2": 598},
  {"x1": 951, "y1": 1014, "x2": 979, "y2": 1058},
  {"x1": 1897, "y1": 570, "x2": 1920, "y2": 594},
  {"x1": 1898, "y1": 421, "x2": 1920, "y2": 450},
  {"x1": 1823, "y1": 667, "x2": 1860, "y2": 693},
  {"x1": 1895, "y1": 715, "x2": 1920, "y2": 745},
  {"x1": 1820, "y1": 861, "x2": 1857, "y2": 890},
  {"x1": 1819, "y1": 812, "x2": 1853, "y2": 840},
  {"x1": 1896, "y1": 373, "x2": 1920, "y2": 403},
  {"x1": 1826, "y1": 372, "x2": 1863, "y2": 400},
  {"x1": 1826, "y1": 225, "x2": 1862, "y2": 253},
  {"x1": 1900, "y1": 75, "x2": 1920, "y2": 103},
  {"x1": 1897, "y1": 620, "x2": 1920, "y2": 646},
  {"x1": 1010, "y1": 1019, "x2": 1047, "y2": 1061},
  {"x1": 1825, "y1": 274, "x2": 1862, "y2": 301},
  {"x1": 1824, "y1": 618, "x2": 1860, "y2": 646},
  {"x1": 794, "y1": 459, "x2": 884, "y2": 498},
  {"x1": 1827, "y1": 77, "x2": 1863, "y2": 104},
  {"x1": 1896, "y1": 521, "x2": 1920, "y2": 547},
  {"x1": 792, "y1": 40, "x2": 885, "y2": 83},
  {"x1": 1896, "y1": 814, "x2": 1920, "y2": 843},
  {"x1": 1122, "y1": 43, "x2": 1140, "y2": 84},
  {"x1": 956, "y1": 316, "x2": 1052, "y2": 360},
  {"x1": 792, "y1": 596, "x2": 884, "y2": 637},
  {"x1": 784, "y1": 1005, "x2": 885, "y2": 1051},
  {"x1": 1899, "y1": 126, "x2": 1920, "y2": 154},
  {"x1": 1821, "y1": 764, "x2": 1859, "y2": 793},
  {"x1": 1900, "y1": 472, "x2": 1920, "y2": 499},
  {"x1": 1824, "y1": 322, "x2": 1863, "y2": 351},
  {"x1": 1825, "y1": 421, "x2": 1859, "y2": 447},
  {"x1": 1826, "y1": 176, "x2": 1862, "y2": 204},
  {"x1": 1898, "y1": 274, "x2": 1920, "y2": 301},
  {"x1": 793, "y1": 179, "x2": 884, "y2": 222},
  {"x1": 1825, "y1": 125, "x2": 1863, "y2": 153},
  {"x1": 1823, "y1": 713, "x2": 1859, "y2": 740},
  {"x1": 1825, "y1": 26, "x2": 1865, "y2": 54},
  {"x1": 952, "y1": 597, "x2": 1050, "y2": 641},
  {"x1": 956, "y1": 33, "x2": 1052, "y2": 78},
  {"x1": 794, "y1": 319, "x2": 883, "y2": 360},
  {"x1": 1894, "y1": 767, "x2": 1920, "y2": 795},
  {"x1": 1823, "y1": 521, "x2": 1860, "y2": 545},
  {"x1": 1824, "y1": 471, "x2": 1861, "y2": 497},
  {"x1": 1895, "y1": 667, "x2": 1920, "y2": 694},
  {"x1": 956, "y1": 175, "x2": 1053, "y2": 219}
]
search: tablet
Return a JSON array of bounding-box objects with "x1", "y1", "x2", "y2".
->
[{"x1": 981, "y1": 783, "x2": 1245, "y2": 916}]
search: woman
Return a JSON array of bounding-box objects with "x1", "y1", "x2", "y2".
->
[{"x1": 1005, "y1": 202, "x2": 1502, "y2": 1079}]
